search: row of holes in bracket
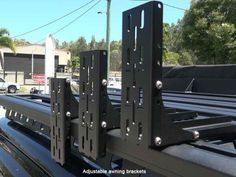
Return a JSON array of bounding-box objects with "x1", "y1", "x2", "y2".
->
[
  {"x1": 81, "y1": 112, "x2": 94, "y2": 129},
  {"x1": 7, "y1": 110, "x2": 46, "y2": 131},
  {"x1": 81, "y1": 136, "x2": 93, "y2": 153},
  {"x1": 82, "y1": 82, "x2": 94, "y2": 95},
  {"x1": 127, "y1": 2, "x2": 162, "y2": 34},
  {"x1": 52, "y1": 144, "x2": 61, "y2": 160},
  {"x1": 51, "y1": 82, "x2": 61, "y2": 94},
  {"x1": 125, "y1": 119, "x2": 143, "y2": 141},
  {"x1": 126, "y1": 87, "x2": 143, "y2": 106},
  {"x1": 82, "y1": 55, "x2": 95, "y2": 69},
  {"x1": 126, "y1": 46, "x2": 161, "y2": 66}
]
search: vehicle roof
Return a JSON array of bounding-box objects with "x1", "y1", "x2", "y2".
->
[{"x1": 0, "y1": 118, "x2": 104, "y2": 177}]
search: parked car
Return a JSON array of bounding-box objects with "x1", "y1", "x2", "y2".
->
[{"x1": 0, "y1": 78, "x2": 20, "y2": 93}]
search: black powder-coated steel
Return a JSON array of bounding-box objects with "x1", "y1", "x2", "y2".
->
[
  {"x1": 50, "y1": 78, "x2": 79, "y2": 165},
  {"x1": 78, "y1": 50, "x2": 107, "y2": 159},
  {"x1": 121, "y1": 1, "x2": 194, "y2": 147}
]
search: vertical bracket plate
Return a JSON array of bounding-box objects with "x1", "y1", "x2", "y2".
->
[
  {"x1": 51, "y1": 78, "x2": 78, "y2": 165},
  {"x1": 121, "y1": 1, "x2": 194, "y2": 147},
  {"x1": 78, "y1": 50, "x2": 107, "y2": 159}
]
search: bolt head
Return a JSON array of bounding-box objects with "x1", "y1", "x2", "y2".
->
[
  {"x1": 66, "y1": 111, "x2": 71, "y2": 117},
  {"x1": 138, "y1": 134, "x2": 142, "y2": 140},
  {"x1": 154, "y1": 137, "x2": 162, "y2": 146},
  {"x1": 126, "y1": 127, "x2": 130, "y2": 133},
  {"x1": 193, "y1": 131, "x2": 199, "y2": 139},
  {"x1": 155, "y1": 80, "x2": 163, "y2": 89},
  {"x1": 101, "y1": 121, "x2": 107, "y2": 128},
  {"x1": 66, "y1": 78, "x2": 70, "y2": 83},
  {"x1": 102, "y1": 79, "x2": 107, "y2": 86}
]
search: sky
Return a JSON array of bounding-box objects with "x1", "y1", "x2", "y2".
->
[{"x1": 0, "y1": 0, "x2": 190, "y2": 44}]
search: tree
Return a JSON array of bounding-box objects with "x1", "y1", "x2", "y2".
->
[
  {"x1": 69, "y1": 37, "x2": 88, "y2": 57},
  {"x1": 67, "y1": 56, "x2": 80, "y2": 74},
  {"x1": 14, "y1": 39, "x2": 30, "y2": 46},
  {"x1": 96, "y1": 39, "x2": 106, "y2": 50},
  {"x1": 60, "y1": 36, "x2": 123, "y2": 72},
  {"x1": 110, "y1": 49, "x2": 121, "y2": 71},
  {"x1": 163, "y1": 51, "x2": 179, "y2": 66},
  {"x1": 182, "y1": 0, "x2": 236, "y2": 64},
  {"x1": 178, "y1": 50, "x2": 193, "y2": 65},
  {"x1": 110, "y1": 40, "x2": 121, "y2": 51},
  {"x1": 168, "y1": 21, "x2": 184, "y2": 53},
  {"x1": 60, "y1": 41, "x2": 69, "y2": 50},
  {"x1": 163, "y1": 23, "x2": 193, "y2": 65},
  {"x1": 110, "y1": 40, "x2": 122, "y2": 71},
  {"x1": 89, "y1": 35, "x2": 97, "y2": 50},
  {"x1": 0, "y1": 28, "x2": 15, "y2": 53},
  {"x1": 54, "y1": 39, "x2": 60, "y2": 49}
]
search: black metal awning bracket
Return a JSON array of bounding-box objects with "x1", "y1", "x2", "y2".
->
[
  {"x1": 78, "y1": 50, "x2": 108, "y2": 160},
  {"x1": 50, "y1": 78, "x2": 79, "y2": 165},
  {"x1": 121, "y1": 1, "x2": 194, "y2": 148}
]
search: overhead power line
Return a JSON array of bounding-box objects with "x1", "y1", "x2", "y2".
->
[
  {"x1": 53, "y1": 0, "x2": 102, "y2": 35},
  {"x1": 163, "y1": 3, "x2": 186, "y2": 11},
  {"x1": 132, "y1": 0, "x2": 236, "y2": 11},
  {"x1": 130, "y1": 0, "x2": 187, "y2": 11},
  {"x1": 35, "y1": 0, "x2": 102, "y2": 44},
  {"x1": 12, "y1": 0, "x2": 96, "y2": 38}
]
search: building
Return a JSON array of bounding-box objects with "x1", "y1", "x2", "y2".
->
[{"x1": 0, "y1": 44, "x2": 71, "y2": 84}]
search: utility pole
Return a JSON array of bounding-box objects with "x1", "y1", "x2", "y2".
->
[{"x1": 106, "y1": 0, "x2": 111, "y2": 79}]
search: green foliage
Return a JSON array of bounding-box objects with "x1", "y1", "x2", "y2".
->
[
  {"x1": 67, "y1": 56, "x2": 80, "y2": 73},
  {"x1": 110, "y1": 49, "x2": 121, "y2": 71},
  {"x1": 89, "y1": 35, "x2": 96, "y2": 50},
  {"x1": 96, "y1": 38, "x2": 106, "y2": 50},
  {"x1": 110, "y1": 40, "x2": 121, "y2": 51},
  {"x1": 69, "y1": 37, "x2": 88, "y2": 57},
  {"x1": 163, "y1": 22, "x2": 194, "y2": 65},
  {"x1": 0, "y1": 28, "x2": 15, "y2": 53},
  {"x1": 163, "y1": 51, "x2": 179, "y2": 65},
  {"x1": 62, "y1": 36, "x2": 122, "y2": 73},
  {"x1": 182, "y1": 0, "x2": 236, "y2": 64},
  {"x1": 13, "y1": 39, "x2": 30, "y2": 46},
  {"x1": 178, "y1": 50, "x2": 193, "y2": 65}
]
